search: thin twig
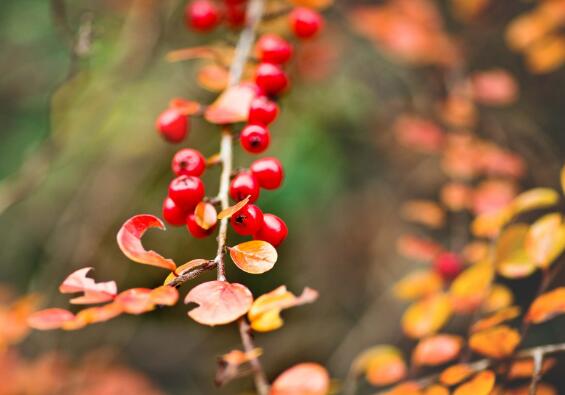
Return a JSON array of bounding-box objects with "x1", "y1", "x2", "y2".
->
[
  {"x1": 239, "y1": 318, "x2": 270, "y2": 395},
  {"x1": 529, "y1": 348, "x2": 544, "y2": 395}
]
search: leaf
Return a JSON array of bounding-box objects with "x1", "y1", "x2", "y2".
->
[
  {"x1": 471, "y1": 69, "x2": 518, "y2": 106},
  {"x1": 525, "y1": 287, "x2": 565, "y2": 323},
  {"x1": 197, "y1": 64, "x2": 229, "y2": 92},
  {"x1": 166, "y1": 46, "x2": 228, "y2": 63},
  {"x1": 114, "y1": 288, "x2": 153, "y2": 315},
  {"x1": 270, "y1": 363, "x2": 330, "y2": 395},
  {"x1": 149, "y1": 286, "x2": 179, "y2": 306},
  {"x1": 495, "y1": 224, "x2": 536, "y2": 278},
  {"x1": 453, "y1": 370, "x2": 495, "y2": 395},
  {"x1": 482, "y1": 284, "x2": 514, "y2": 313},
  {"x1": 216, "y1": 348, "x2": 263, "y2": 386},
  {"x1": 508, "y1": 357, "x2": 556, "y2": 379},
  {"x1": 423, "y1": 385, "x2": 449, "y2": 395},
  {"x1": 393, "y1": 270, "x2": 444, "y2": 300},
  {"x1": 401, "y1": 294, "x2": 452, "y2": 339},
  {"x1": 164, "y1": 259, "x2": 211, "y2": 285},
  {"x1": 412, "y1": 334, "x2": 463, "y2": 366},
  {"x1": 469, "y1": 325, "x2": 521, "y2": 358},
  {"x1": 396, "y1": 234, "x2": 443, "y2": 262},
  {"x1": 525, "y1": 213, "x2": 565, "y2": 268},
  {"x1": 27, "y1": 308, "x2": 75, "y2": 330},
  {"x1": 400, "y1": 200, "x2": 445, "y2": 229},
  {"x1": 352, "y1": 346, "x2": 406, "y2": 386},
  {"x1": 217, "y1": 196, "x2": 250, "y2": 219},
  {"x1": 117, "y1": 215, "x2": 177, "y2": 271},
  {"x1": 289, "y1": 0, "x2": 333, "y2": 10},
  {"x1": 501, "y1": 383, "x2": 557, "y2": 395},
  {"x1": 194, "y1": 202, "x2": 218, "y2": 230},
  {"x1": 439, "y1": 364, "x2": 474, "y2": 386},
  {"x1": 383, "y1": 382, "x2": 422, "y2": 395},
  {"x1": 511, "y1": 188, "x2": 559, "y2": 216},
  {"x1": 59, "y1": 267, "x2": 117, "y2": 305},
  {"x1": 185, "y1": 281, "x2": 253, "y2": 326},
  {"x1": 62, "y1": 303, "x2": 123, "y2": 331},
  {"x1": 470, "y1": 306, "x2": 521, "y2": 333},
  {"x1": 204, "y1": 83, "x2": 257, "y2": 124},
  {"x1": 248, "y1": 286, "x2": 318, "y2": 332},
  {"x1": 449, "y1": 261, "x2": 494, "y2": 314},
  {"x1": 472, "y1": 208, "x2": 513, "y2": 238},
  {"x1": 229, "y1": 240, "x2": 278, "y2": 274},
  {"x1": 169, "y1": 98, "x2": 202, "y2": 115}
]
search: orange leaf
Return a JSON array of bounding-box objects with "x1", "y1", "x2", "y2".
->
[
  {"x1": 449, "y1": 261, "x2": 494, "y2": 314},
  {"x1": 384, "y1": 382, "x2": 422, "y2": 395},
  {"x1": 393, "y1": 270, "x2": 444, "y2": 300},
  {"x1": 508, "y1": 357, "x2": 556, "y2": 379},
  {"x1": 471, "y1": 306, "x2": 521, "y2": 333},
  {"x1": 248, "y1": 286, "x2": 318, "y2": 332},
  {"x1": 229, "y1": 240, "x2": 278, "y2": 274},
  {"x1": 217, "y1": 196, "x2": 250, "y2": 219},
  {"x1": 169, "y1": 98, "x2": 201, "y2": 115},
  {"x1": 62, "y1": 303, "x2": 123, "y2": 331},
  {"x1": 423, "y1": 385, "x2": 449, "y2": 395},
  {"x1": 400, "y1": 200, "x2": 445, "y2": 229},
  {"x1": 114, "y1": 288, "x2": 153, "y2": 315},
  {"x1": 440, "y1": 182, "x2": 472, "y2": 211},
  {"x1": 397, "y1": 234, "x2": 443, "y2": 262},
  {"x1": 59, "y1": 267, "x2": 117, "y2": 305},
  {"x1": 401, "y1": 294, "x2": 452, "y2": 339},
  {"x1": 166, "y1": 46, "x2": 225, "y2": 62},
  {"x1": 194, "y1": 202, "x2": 218, "y2": 230},
  {"x1": 502, "y1": 383, "x2": 557, "y2": 395},
  {"x1": 27, "y1": 308, "x2": 75, "y2": 330},
  {"x1": 352, "y1": 345, "x2": 406, "y2": 386},
  {"x1": 469, "y1": 325, "x2": 521, "y2": 358},
  {"x1": 495, "y1": 224, "x2": 536, "y2": 279},
  {"x1": 453, "y1": 370, "x2": 495, "y2": 395},
  {"x1": 472, "y1": 208, "x2": 513, "y2": 239},
  {"x1": 289, "y1": 0, "x2": 333, "y2": 10},
  {"x1": 204, "y1": 83, "x2": 257, "y2": 124},
  {"x1": 412, "y1": 334, "x2": 463, "y2": 366},
  {"x1": 216, "y1": 348, "x2": 264, "y2": 386},
  {"x1": 185, "y1": 281, "x2": 253, "y2": 326},
  {"x1": 482, "y1": 284, "x2": 514, "y2": 313},
  {"x1": 439, "y1": 363, "x2": 474, "y2": 386},
  {"x1": 197, "y1": 64, "x2": 229, "y2": 92},
  {"x1": 116, "y1": 215, "x2": 177, "y2": 271},
  {"x1": 525, "y1": 213, "x2": 565, "y2": 268},
  {"x1": 270, "y1": 363, "x2": 330, "y2": 395},
  {"x1": 525, "y1": 287, "x2": 565, "y2": 324},
  {"x1": 149, "y1": 286, "x2": 179, "y2": 306}
]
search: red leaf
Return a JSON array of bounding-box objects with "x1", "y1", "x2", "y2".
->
[
  {"x1": 115, "y1": 288, "x2": 153, "y2": 315},
  {"x1": 270, "y1": 363, "x2": 330, "y2": 395},
  {"x1": 204, "y1": 83, "x2": 258, "y2": 124},
  {"x1": 59, "y1": 267, "x2": 117, "y2": 305},
  {"x1": 27, "y1": 308, "x2": 75, "y2": 330},
  {"x1": 117, "y1": 215, "x2": 177, "y2": 271}
]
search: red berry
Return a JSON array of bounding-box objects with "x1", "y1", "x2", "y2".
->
[
  {"x1": 156, "y1": 108, "x2": 188, "y2": 143},
  {"x1": 253, "y1": 213, "x2": 288, "y2": 247},
  {"x1": 186, "y1": 213, "x2": 216, "y2": 238},
  {"x1": 172, "y1": 148, "x2": 206, "y2": 177},
  {"x1": 255, "y1": 63, "x2": 289, "y2": 96},
  {"x1": 225, "y1": 2, "x2": 246, "y2": 28},
  {"x1": 230, "y1": 204, "x2": 264, "y2": 235},
  {"x1": 168, "y1": 175, "x2": 205, "y2": 210},
  {"x1": 240, "y1": 124, "x2": 270, "y2": 153},
  {"x1": 434, "y1": 252, "x2": 463, "y2": 280},
  {"x1": 185, "y1": 0, "x2": 220, "y2": 32},
  {"x1": 248, "y1": 96, "x2": 279, "y2": 126},
  {"x1": 229, "y1": 172, "x2": 260, "y2": 203},
  {"x1": 256, "y1": 34, "x2": 293, "y2": 64},
  {"x1": 250, "y1": 157, "x2": 284, "y2": 189},
  {"x1": 162, "y1": 197, "x2": 189, "y2": 226},
  {"x1": 289, "y1": 7, "x2": 323, "y2": 39}
]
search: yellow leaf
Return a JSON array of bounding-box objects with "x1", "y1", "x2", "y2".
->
[
  {"x1": 194, "y1": 202, "x2": 218, "y2": 230},
  {"x1": 526, "y1": 213, "x2": 565, "y2": 268},
  {"x1": 495, "y1": 224, "x2": 536, "y2": 279},
  {"x1": 401, "y1": 294, "x2": 452, "y2": 338},
  {"x1": 352, "y1": 345, "x2": 406, "y2": 386},
  {"x1": 449, "y1": 261, "x2": 494, "y2": 313}
]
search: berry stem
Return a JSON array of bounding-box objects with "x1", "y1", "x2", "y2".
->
[{"x1": 214, "y1": 127, "x2": 232, "y2": 282}]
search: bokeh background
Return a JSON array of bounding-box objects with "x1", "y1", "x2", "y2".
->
[{"x1": 1, "y1": 0, "x2": 564, "y2": 394}]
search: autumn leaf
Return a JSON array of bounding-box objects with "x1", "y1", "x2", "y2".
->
[
  {"x1": 472, "y1": 207, "x2": 513, "y2": 238},
  {"x1": 401, "y1": 294, "x2": 452, "y2": 339},
  {"x1": 62, "y1": 303, "x2": 123, "y2": 331},
  {"x1": 469, "y1": 325, "x2": 521, "y2": 358},
  {"x1": 216, "y1": 348, "x2": 263, "y2": 386},
  {"x1": 471, "y1": 69, "x2": 518, "y2": 106},
  {"x1": 197, "y1": 64, "x2": 229, "y2": 92},
  {"x1": 114, "y1": 288, "x2": 153, "y2": 315},
  {"x1": 116, "y1": 215, "x2": 177, "y2": 271},
  {"x1": 164, "y1": 259, "x2": 211, "y2": 285},
  {"x1": 400, "y1": 200, "x2": 445, "y2": 229},
  {"x1": 412, "y1": 334, "x2": 463, "y2": 366},
  {"x1": 508, "y1": 357, "x2": 556, "y2": 379},
  {"x1": 169, "y1": 98, "x2": 201, "y2": 115},
  {"x1": 289, "y1": 0, "x2": 332, "y2": 10},
  {"x1": 270, "y1": 363, "x2": 330, "y2": 395},
  {"x1": 525, "y1": 287, "x2": 565, "y2": 324},
  {"x1": 229, "y1": 240, "x2": 278, "y2": 274},
  {"x1": 204, "y1": 83, "x2": 257, "y2": 124},
  {"x1": 185, "y1": 281, "x2": 253, "y2": 326},
  {"x1": 383, "y1": 382, "x2": 422, "y2": 395},
  {"x1": 511, "y1": 188, "x2": 559, "y2": 216},
  {"x1": 525, "y1": 213, "x2": 565, "y2": 268},
  {"x1": 248, "y1": 286, "x2": 318, "y2": 332},
  {"x1": 393, "y1": 270, "x2": 443, "y2": 300},
  {"x1": 501, "y1": 383, "x2": 557, "y2": 395},
  {"x1": 439, "y1": 363, "x2": 474, "y2": 386},
  {"x1": 28, "y1": 308, "x2": 75, "y2": 330},
  {"x1": 217, "y1": 196, "x2": 250, "y2": 219},
  {"x1": 453, "y1": 370, "x2": 495, "y2": 395},
  {"x1": 396, "y1": 234, "x2": 443, "y2": 262},
  {"x1": 495, "y1": 224, "x2": 535, "y2": 279},
  {"x1": 194, "y1": 202, "x2": 218, "y2": 230},
  {"x1": 352, "y1": 345, "x2": 406, "y2": 386},
  {"x1": 482, "y1": 284, "x2": 514, "y2": 313},
  {"x1": 59, "y1": 267, "x2": 117, "y2": 305},
  {"x1": 423, "y1": 385, "x2": 449, "y2": 395},
  {"x1": 449, "y1": 261, "x2": 494, "y2": 314},
  {"x1": 470, "y1": 306, "x2": 521, "y2": 333}
]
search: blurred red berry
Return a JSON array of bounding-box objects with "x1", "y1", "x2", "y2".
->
[
  {"x1": 230, "y1": 204, "x2": 264, "y2": 235},
  {"x1": 187, "y1": 213, "x2": 216, "y2": 238},
  {"x1": 250, "y1": 157, "x2": 284, "y2": 189},
  {"x1": 162, "y1": 197, "x2": 188, "y2": 226},
  {"x1": 229, "y1": 172, "x2": 260, "y2": 202},
  {"x1": 256, "y1": 34, "x2": 293, "y2": 64},
  {"x1": 253, "y1": 213, "x2": 288, "y2": 247},
  {"x1": 248, "y1": 96, "x2": 279, "y2": 126},
  {"x1": 225, "y1": 2, "x2": 246, "y2": 28},
  {"x1": 168, "y1": 175, "x2": 205, "y2": 210},
  {"x1": 171, "y1": 148, "x2": 206, "y2": 177},
  {"x1": 240, "y1": 124, "x2": 270, "y2": 153},
  {"x1": 185, "y1": 0, "x2": 220, "y2": 32},
  {"x1": 255, "y1": 63, "x2": 289, "y2": 96},
  {"x1": 156, "y1": 108, "x2": 188, "y2": 143},
  {"x1": 434, "y1": 252, "x2": 463, "y2": 280},
  {"x1": 289, "y1": 7, "x2": 323, "y2": 39}
]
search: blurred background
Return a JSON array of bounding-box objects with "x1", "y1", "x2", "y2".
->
[{"x1": 1, "y1": 0, "x2": 564, "y2": 394}]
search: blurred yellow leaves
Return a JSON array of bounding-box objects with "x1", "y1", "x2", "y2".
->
[
  {"x1": 352, "y1": 345, "x2": 406, "y2": 386},
  {"x1": 402, "y1": 294, "x2": 451, "y2": 338}
]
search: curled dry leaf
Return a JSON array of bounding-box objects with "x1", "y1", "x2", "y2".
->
[
  {"x1": 59, "y1": 267, "x2": 117, "y2": 305},
  {"x1": 400, "y1": 200, "x2": 445, "y2": 229},
  {"x1": 470, "y1": 306, "x2": 521, "y2": 333},
  {"x1": 439, "y1": 363, "x2": 474, "y2": 386},
  {"x1": 525, "y1": 213, "x2": 565, "y2": 268},
  {"x1": 469, "y1": 325, "x2": 521, "y2": 358},
  {"x1": 229, "y1": 240, "x2": 278, "y2": 274},
  {"x1": 28, "y1": 308, "x2": 75, "y2": 330},
  {"x1": 396, "y1": 234, "x2": 443, "y2": 262},
  {"x1": 508, "y1": 357, "x2": 556, "y2": 379},
  {"x1": 216, "y1": 348, "x2": 263, "y2": 386},
  {"x1": 169, "y1": 98, "x2": 201, "y2": 115},
  {"x1": 525, "y1": 287, "x2": 565, "y2": 324},
  {"x1": 217, "y1": 196, "x2": 250, "y2": 220},
  {"x1": 352, "y1": 345, "x2": 406, "y2": 386},
  {"x1": 194, "y1": 202, "x2": 218, "y2": 230},
  {"x1": 393, "y1": 270, "x2": 443, "y2": 300},
  {"x1": 117, "y1": 215, "x2": 177, "y2": 272},
  {"x1": 248, "y1": 286, "x2": 318, "y2": 332},
  {"x1": 495, "y1": 224, "x2": 536, "y2": 279},
  {"x1": 115, "y1": 286, "x2": 178, "y2": 315},
  {"x1": 449, "y1": 261, "x2": 494, "y2": 314},
  {"x1": 482, "y1": 284, "x2": 514, "y2": 313},
  {"x1": 185, "y1": 281, "x2": 253, "y2": 326},
  {"x1": 164, "y1": 259, "x2": 211, "y2": 285},
  {"x1": 401, "y1": 294, "x2": 452, "y2": 339},
  {"x1": 453, "y1": 370, "x2": 496, "y2": 395},
  {"x1": 270, "y1": 363, "x2": 330, "y2": 395},
  {"x1": 412, "y1": 334, "x2": 463, "y2": 366},
  {"x1": 204, "y1": 83, "x2": 257, "y2": 124}
]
